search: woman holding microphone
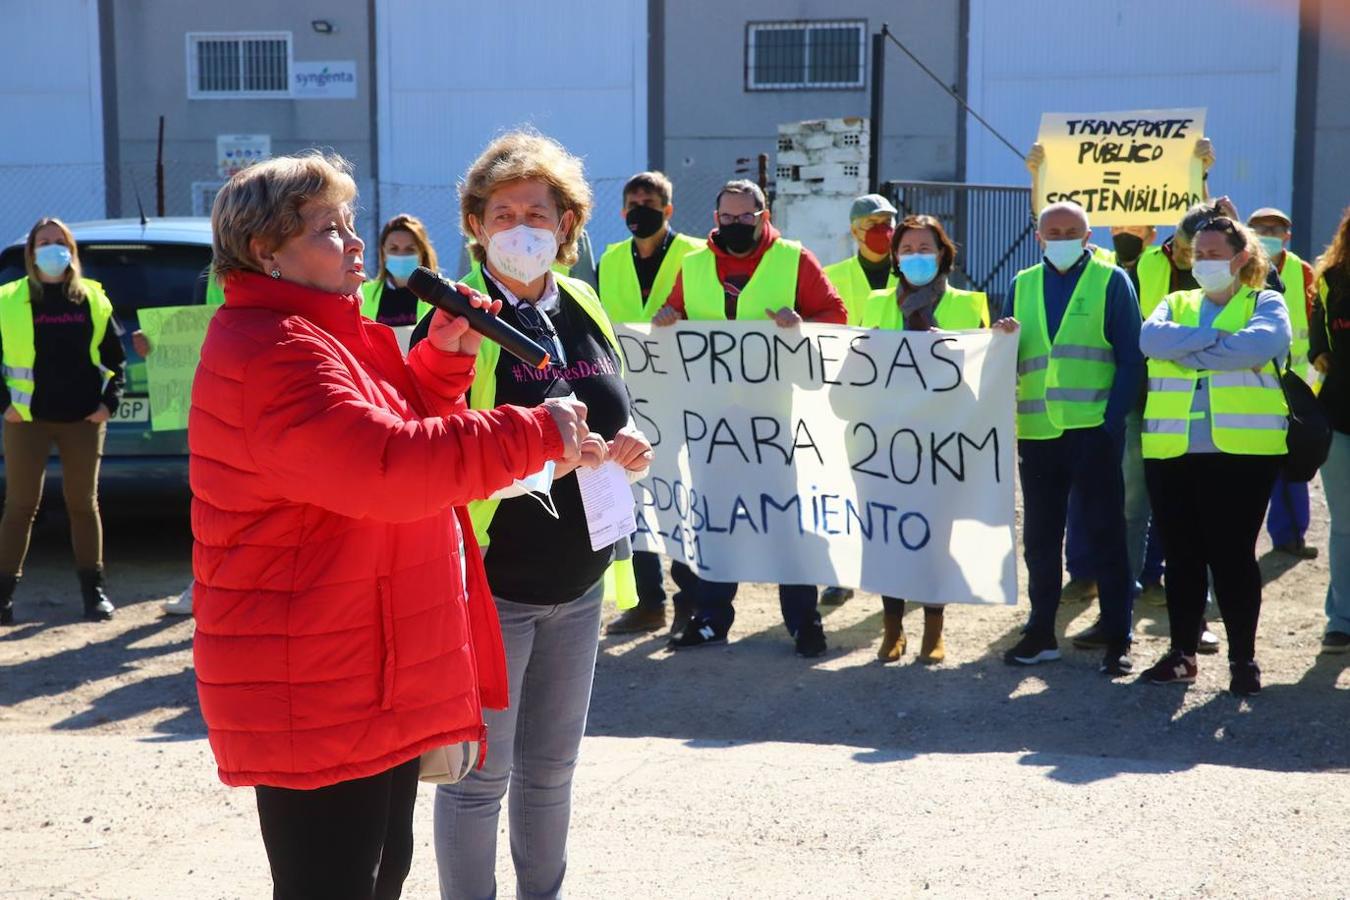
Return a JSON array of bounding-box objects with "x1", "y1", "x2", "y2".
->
[
  {"x1": 0, "y1": 217, "x2": 123, "y2": 625},
  {"x1": 419, "y1": 131, "x2": 652, "y2": 900},
  {"x1": 190, "y1": 150, "x2": 592, "y2": 899}
]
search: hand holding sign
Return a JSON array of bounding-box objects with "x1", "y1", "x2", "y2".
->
[{"x1": 1034, "y1": 108, "x2": 1208, "y2": 226}]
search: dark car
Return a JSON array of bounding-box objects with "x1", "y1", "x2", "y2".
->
[{"x1": 0, "y1": 218, "x2": 214, "y2": 503}]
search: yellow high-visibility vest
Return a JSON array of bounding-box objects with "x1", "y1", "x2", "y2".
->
[
  {"x1": 597, "y1": 232, "x2": 703, "y2": 323},
  {"x1": 1013, "y1": 257, "x2": 1117, "y2": 440},
  {"x1": 1142, "y1": 287, "x2": 1288, "y2": 458},
  {"x1": 681, "y1": 240, "x2": 802, "y2": 321},
  {"x1": 359, "y1": 278, "x2": 433, "y2": 322},
  {"x1": 0, "y1": 278, "x2": 113, "y2": 421},
  {"x1": 464, "y1": 273, "x2": 636, "y2": 610},
  {"x1": 824, "y1": 255, "x2": 897, "y2": 326},
  {"x1": 1136, "y1": 246, "x2": 1172, "y2": 318},
  {"x1": 859, "y1": 285, "x2": 989, "y2": 330},
  {"x1": 1274, "y1": 250, "x2": 1310, "y2": 372}
]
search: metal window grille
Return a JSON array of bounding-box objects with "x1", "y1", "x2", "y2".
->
[
  {"x1": 745, "y1": 20, "x2": 866, "y2": 91},
  {"x1": 187, "y1": 32, "x2": 291, "y2": 99}
]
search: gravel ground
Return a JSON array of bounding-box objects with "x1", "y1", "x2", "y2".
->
[{"x1": 1, "y1": 485, "x2": 1347, "y2": 899}]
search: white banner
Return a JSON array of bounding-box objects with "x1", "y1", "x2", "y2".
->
[{"x1": 619, "y1": 322, "x2": 1019, "y2": 606}]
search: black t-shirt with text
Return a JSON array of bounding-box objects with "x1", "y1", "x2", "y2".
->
[
  {"x1": 410, "y1": 280, "x2": 631, "y2": 605},
  {"x1": 0, "y1": 282, "x2": 126, "y2": 421}
]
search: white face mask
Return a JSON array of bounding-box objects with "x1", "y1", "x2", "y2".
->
[
  {"x1": 484, "y1": 224, "x2": 559, "y2": 284},
  {"x1": 513, "y1": 459, "x2": 559, "y2": 519},
  {"x1": 1192, "y1": 259, "x2": 1237, "y2": 294},
  {"x1": 1043, "y1": 239, "x2": 1086, "y2": 272}
]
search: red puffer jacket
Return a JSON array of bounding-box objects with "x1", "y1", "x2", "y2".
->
[{"x1": 190, "y1": 272, "x2": 563, "y2": 789}]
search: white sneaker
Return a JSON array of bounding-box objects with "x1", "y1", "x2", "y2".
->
[{"x1": 162, "y1": 583, "x2": 194, "y2": 617}]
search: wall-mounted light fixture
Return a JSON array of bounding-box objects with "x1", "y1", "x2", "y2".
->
[{"x1": 311, "y1": 19, "x2": 335, "y2": 34}]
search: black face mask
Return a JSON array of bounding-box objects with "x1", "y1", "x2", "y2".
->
[
  {"x1": 715, "y1": 223, "x2": 758, "y2": 254},
  {"x1": 626, "y1": 205, "x2": 665, "y2": 239},
  {"x1": 1111, "y1": 232, "x2": 1145, "y2": 265}
]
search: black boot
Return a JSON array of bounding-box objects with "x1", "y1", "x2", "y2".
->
[
  {"x1": 78, "y1": 569, "x2": 115, "y2": 622},
  {"x1": 0, "y1": 574, "x2": 16, "y2": 626}
]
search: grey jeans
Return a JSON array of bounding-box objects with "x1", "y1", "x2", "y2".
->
[{"x1": 434, "y1": 581, "x2": 603, "y2": 900}]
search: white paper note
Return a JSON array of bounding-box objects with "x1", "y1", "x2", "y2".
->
[{"x1": 575, "y1": 461, "x2": 637, "y2": 552}]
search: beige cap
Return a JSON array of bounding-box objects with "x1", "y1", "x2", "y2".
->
[{"x1": 1247, "y1": 207, "x2": 1291, "y2": 227}]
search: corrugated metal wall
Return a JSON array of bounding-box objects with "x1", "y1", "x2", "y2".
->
[
  {"x1": 0, "y1": 0, "x2": 105, "y2": 242},
  {"x1": 964, "y1": 0, "x2": 1300, "y2": 221},
  {"x1": 374, "y1": 0, "x2": 648, "y2": 273}
]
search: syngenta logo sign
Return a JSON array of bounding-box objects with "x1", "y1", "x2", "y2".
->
[{"x1": 295, "y1": 67, "x2": 354, "y2": 88}]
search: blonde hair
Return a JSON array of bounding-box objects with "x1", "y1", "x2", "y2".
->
[
  {"x1": 1193, "y1": 217, "x2": 1270, "y2": 290},
  {"x1": 460, "y1": 131, "x2": 591, "y2": 267},
  {"x1": 1316, "y1": 204, "x2": 1350, "y2": 282},
  {"x1": 377, "y1": 213, "x2": 439, "y2": 281},
  {"x1": 211, "y1": 151, "x2": 357, "y2": 281},
  {"x1": 24, "y1": 218, "x2": 87, "y2": 303}
]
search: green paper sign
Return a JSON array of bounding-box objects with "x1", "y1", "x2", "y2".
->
[{"x1": 136, "y1": 305, "x2": 216, "y2": 431}]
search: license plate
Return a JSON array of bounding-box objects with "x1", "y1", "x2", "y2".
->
[{"x1": 111, "y1": 397, "x2": 150, "y2": 423}]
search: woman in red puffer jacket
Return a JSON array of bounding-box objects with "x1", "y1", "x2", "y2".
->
[{"x1": 190, "y1": 151, "x2": 596, "y2": 900}]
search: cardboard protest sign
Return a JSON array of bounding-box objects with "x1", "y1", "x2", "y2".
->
[
  {"x1": 618, "y1": 322, "x2": 1018, "y2": 606},
  {"x1": 135, "y1": 305, "x2": 216, "y2": 431},
  {"x1": 1036, "y1": 108, "x2": 1207, "y2": 226}
]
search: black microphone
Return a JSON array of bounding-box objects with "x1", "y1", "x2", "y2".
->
[{"x1": 405, "y1": 266, "x2": 553, "y2": 370}]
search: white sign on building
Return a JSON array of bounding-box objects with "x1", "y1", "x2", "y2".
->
[
  {"x1": 216, "y1": 134, "x2": 271, "y2": 179},
  {"x1": 292, "y1": 61, "x2": 358, "y2": 100}
]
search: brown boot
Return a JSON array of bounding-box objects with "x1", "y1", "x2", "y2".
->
[
  {"x1": 878, "y1": 611, "x2": 906, "y2": 662},
  {"x1": 919, "y1": 606, "x2": 945, "y2": 664},
  {"x1": 605, "y1": 605, "x2": 666, "y2": 635}
]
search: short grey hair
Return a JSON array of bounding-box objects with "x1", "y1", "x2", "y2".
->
[
  {"x1": 1038, "y1": 200, "x2": 1090, "y2": 232},
  {"x1": 716, "y1": 179, "x2": 766, "y2": 211}
]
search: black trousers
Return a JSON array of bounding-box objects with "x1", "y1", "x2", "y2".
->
[
  {"x1": 254, "y1": 757, "x2": 419, "y2": 900},
  {"x1": 1145, "y1": 453, "x2": 1279, "y2": 663}
]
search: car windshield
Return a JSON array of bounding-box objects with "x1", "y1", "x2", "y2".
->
[{"x1": 0, "y1": 241, "x2": 210, "y2": 329}]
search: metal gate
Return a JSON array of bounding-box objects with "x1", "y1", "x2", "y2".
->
[{"x1": 881, "y1": 180, "x2": 1039, "y2": 310}]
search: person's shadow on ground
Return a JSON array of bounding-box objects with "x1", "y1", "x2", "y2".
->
[{"x1": 591, "y1": 590, "x2": 1348, "y2": 783}]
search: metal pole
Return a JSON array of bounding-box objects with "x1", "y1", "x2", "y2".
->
[
  {"x1": 155, "y1": 115, "x2": 165, "y2": 217},
  {"x1": 869, "y1": 28, "x2": 885, "y2": 192}
]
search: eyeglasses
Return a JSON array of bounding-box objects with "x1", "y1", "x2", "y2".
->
[
  {"x1": 514, "y1": 303, "x2": 562, "y2": 363},
  {"x1": 716, "y1": 210, "x2": 766, "y2": 227}
]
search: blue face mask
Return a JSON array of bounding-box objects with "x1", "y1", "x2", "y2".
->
[
  {"x1": 897, "y1": 253, "x2": 940, "y2": 287},
  {"x1": 384, "y1": 253, "x2": 419, "y2": 282},
  {"x1": 1257, "y1": 235, "x2": 1285, "y2": 259},
  {"x1": 35, "y1": 244, "x2": 72, "y2": 278}
]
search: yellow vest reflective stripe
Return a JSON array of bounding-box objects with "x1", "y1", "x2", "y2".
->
[
  {"x1": 0, "y1": 278, "x2": 112, "y2": 422},
  {"x1": 1013, "y1": 257, "x2": 1116, "y2": 440},
  {"x1": 1142, "y1": 288, "x2": 1288, "y2": 458},
  {"x1": 859, "y1": 285, "x2": 990, "y2": 331},
  {"x1": 463, "y1": 273, "x2": 636, "y2": 608},
  {"x1": 1136, "y1": 246, "x2": 1171, "y2": 318},
  {"x1": 681, "y1": 240, "x2": 802, "y2": 321},
  {"x1": 358, "y1": 278, "x2": 432, "y2": 322},
  {"x1": 205, "y1": 270, "x2": 225, "y2": 307},
  {"x1": 597, "y1": 232, "x2": 702, "y2": 323},
  {"x1": 823, "y1": 255, "x2": 897, "y2": 326},
  {"x1": 1276, "y1": 251, "x2": 1309, "y2": 368}
]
